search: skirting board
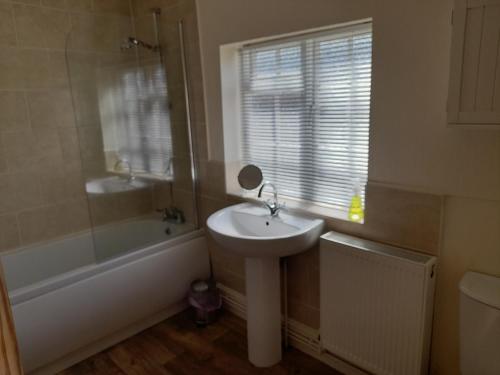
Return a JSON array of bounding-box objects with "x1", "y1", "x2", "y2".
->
[
  {"x1": 28, "y1": 301, "x2": 188, "y2": 375},
  {"x1": 217, "y1": 283, "x2": 369, "y2": 375}
]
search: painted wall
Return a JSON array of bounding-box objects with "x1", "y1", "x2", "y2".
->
[{"x1": 194, "y1": 0, "x2": 500, "y2": 374}]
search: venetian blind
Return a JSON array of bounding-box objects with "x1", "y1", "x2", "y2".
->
[
  {"x1": 100, "y1": 62, "x2": 173, "y2": 177},
  {"x1": 240, "y1": 22, "x2": 372, "y2": 210}
]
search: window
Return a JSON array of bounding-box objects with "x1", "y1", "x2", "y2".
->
[{"x1": 238, "y1": 22, "x2": 372, "y2": 212}]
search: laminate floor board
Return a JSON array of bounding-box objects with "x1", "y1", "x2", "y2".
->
[{"x1": 60, "y1": 310, "x2": 342, "y2": 375}]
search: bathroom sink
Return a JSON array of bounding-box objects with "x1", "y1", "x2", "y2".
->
[
  {"x1": 86, "y1": 176, "x2": 150, "y2": 194},
  {"x1": 207, "y1": 203, "x2": 324, "y2": 257},
  {"x1": 207, "y1": 202, "x2": 324, "y2": 368}
]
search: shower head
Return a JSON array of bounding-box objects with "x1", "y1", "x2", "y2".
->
[{"x1": 121, "y1": 37, "x2": 159, "y2": 52}]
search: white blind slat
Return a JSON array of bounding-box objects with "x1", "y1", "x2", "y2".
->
[
  {"x1": 100, "y1": 63, "x2": 173, "y2": 177},
  {"x1": 240, "y1": 23, "x2": 372, "y2": 210}
]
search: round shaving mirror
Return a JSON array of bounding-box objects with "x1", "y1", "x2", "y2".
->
[{"x1": 238, "y1": 165, "x2": 263, "y2": 190}]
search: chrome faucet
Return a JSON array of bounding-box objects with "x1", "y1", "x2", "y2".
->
[
  {"x1": 114, "y1": 159, "x2": 135, "y2": 182},
  {"x1": 157, "y1": 207, "x2": 185, "y2": 224},
  {"x1": 258, "y1": 182, "x2": 285, "y2": 217}
]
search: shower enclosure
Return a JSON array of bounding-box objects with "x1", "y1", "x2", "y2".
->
[
  {"x1": 0, "y1": 2, "x2": 208, "y2": 373},
  {"x1": 65, "y1": 7, "x2": 199, "y2": 262}
]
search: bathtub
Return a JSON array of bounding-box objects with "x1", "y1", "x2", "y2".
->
[{"x1": 1, "y1": 216, "x2": 210, "y2": 374}]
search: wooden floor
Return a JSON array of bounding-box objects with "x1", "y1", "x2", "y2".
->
[{"x1": 59, "y1": 310, "x2": 342, "y2": 375}]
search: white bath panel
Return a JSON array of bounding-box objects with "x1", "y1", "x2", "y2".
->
[{"x1": 10, "y1": 231, "x2": 209, "y2": 374}]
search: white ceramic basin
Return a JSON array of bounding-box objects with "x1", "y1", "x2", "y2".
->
[
  {"x1": 207, "y1": 203, "x2": 323, "y2": 258},
  {"x1": 86, "y1": 176, "x2": 150, "y2": 194},
  {"x1": 207, "y1": 202, "x2": 324, "y2": 368}
]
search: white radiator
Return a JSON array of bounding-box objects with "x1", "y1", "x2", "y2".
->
[{"x1": 320, "y1": 231, "x2": 436, "y2": 375}]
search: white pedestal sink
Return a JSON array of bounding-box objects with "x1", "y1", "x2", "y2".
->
[{"x1": 207, "y1": 203, "x2": 324, "y2": 367}]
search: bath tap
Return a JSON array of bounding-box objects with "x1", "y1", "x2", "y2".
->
[
  {"x1": 114, "y1": 159, "x2": 135, "y2": 182},
  {"x1": 258, "y1": 182, "x2": 285, "y2": 217},
  {"x1": 157, "y1": 207, "x2": 185, "y2": 224}
]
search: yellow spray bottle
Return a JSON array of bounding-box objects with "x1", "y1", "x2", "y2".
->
[{"x1": 348, "y1": 179, "x2": 364, "y2": 223}]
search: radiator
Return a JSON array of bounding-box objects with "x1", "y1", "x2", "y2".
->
[{"x1": 320, "y1": 231, "x2": 437, "y2": 375}]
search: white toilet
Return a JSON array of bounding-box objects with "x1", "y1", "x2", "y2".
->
[{"x1": 459, "y1": 271, "x2": 500, "y2": 375}]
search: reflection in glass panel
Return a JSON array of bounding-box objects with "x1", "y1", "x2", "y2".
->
[{"x1": 63, "y1": 9, "x2": 196, "y2": 264}]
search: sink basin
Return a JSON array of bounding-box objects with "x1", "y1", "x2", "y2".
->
[
  {"x1": 86, "y1": 176, "x2": 150, "y2": 195},
  {"x1": 207, "y1": 202, "x2": 324, "y2": 368},
  {"x1": 207, "y1": 203, "x2": 324, "y2": 257}
]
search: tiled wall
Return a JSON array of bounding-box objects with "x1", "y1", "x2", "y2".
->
[
  {"x1": 198, "y1": 169, "x2": 443, "y2": 328},
  {"x1": 0, "y1": 0, "x2": 197, "y2": 251},
  {"x1": 0, "y1": 0, "x2": 103, "y2": 250}
]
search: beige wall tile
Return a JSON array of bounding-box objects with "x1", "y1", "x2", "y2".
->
[
  {"x1": 61, "y1": 198, "x2": 91, "y2": 232},
  {"x1": 117, "y1": 189, "x2": 153, "y2": 218},
  {"x1": 207, "y1": 234, "x2": 245, "y2": 276},
  {"x1": 198, "y1": 159, "x2": 226, "y2": 200},
  {"x1": 65, "y1": 51, "x2": 98, "y2": 85},
  {"x1": 0, "y1": 2, "x2": 16, "y2": 47},
  {"x1": 17, "y1": 197, "x2": 91, "y2": 246},
  {"x1": 17, "y1": 49, "x2": 51, "y2": 89},
  {"x1": 64, "y1": 162, "x2": 86, "y2": 199},
  {"x1": 27, "y1": 90, "x2": 75, "y2": 130},
  {"x1": 93, "y1": 0, "x2": 131, "y2": 16},
  {"x1": 66, "y1": 0, "x2": 92, "y2": 12},
  {"x1": 212, "y1": 259, "x2": 245, "y2": 295},
  {"x1": 197, "y1": 195, "x2": 227, "y2": 225},
  {"x1": 287, "y1": 246, "x2": 320, "y2": 309},
  {"x1": 58, "y1": 127, "x2": 81, "y2": 162},
  {"x1": 18, "y1": 205, "x2": 66, "y2": 245},
  {"x1": 152, "y1": 181, "x2": 173, "y2": 209},
  {"x1": 11, "y1": 172, "x2": 44, "y2": 211},
  {"x1": 132, "y1": 0, "x2": 180, "y2": 17},
  {"x1": 76, "y1": 126, "x2": 105, "y2": 172},
  {"x1": 87, "y1": 193, "x2": 121, "y2": 226},
  {"x1": 0, "y1": 92, "x2": 29, "y2": 132},
  {"x1": 71, "y1": 82, "x2": 100, "y2": 126},
  {"x1": 41, "y1": 0, "x2": 67, "y2": 9},
  {"x1": 0, "y1": 0, "x2": 157, "y2": 252},
  {"x1": 2, "y1": 128, "x2": 62, "y2": 171},
  {"x1": 0, "y1": 48, "x2": 23, "y2": 90},
  {"x1": 38, "y1": 169, "x2": 69, "y2": 204},
  {"x1": 0, "y1": 172, "x2": 43, "y2": 214},
  {"x1": 48, "y1": 51, "x2": 70, "y2": 89},
  {"x1": 69, "y1": 12, "x2": 133, "y2": 52},
  {"x1": 0, "y1": 153, "x2": 8, "y2": 175},
  {"x1": 13, "y1": 4, "x2": 71, "y2": 49},
  {"x1": 0, "y1": 214, "x2": 20, "y2": 252},
  {"x1": 133, "y1": 14, "x2": 156, "y2": 53},
  {"x1": 171, "y1": 188, "x2": 195, "y2": 224},
  {"x1": 171, "y1": 156, "x2": 192, "y2": 191},
  {"x1": 287, "y1": 300, "x2": 320, "y2": 330},
  {"x1": 27, "y1": 90, "x2": 73, "y2": 130},
  {"x1": 14, "y1": 0, "x2": 40, "y2": 5},
  {"x1": 326, "y1": 183, "x2": 443, "y2": 255},
  {"x1": 37, "y1": 162, "x2": 85, "y2": 205},
  {"x1": 3, "y1": 130, "x2": 39, "y2": 171},
  {"x1": 44, "y1": 204, "x2": 72, "y2": 239}
]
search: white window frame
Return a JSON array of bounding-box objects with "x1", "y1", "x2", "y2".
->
[{"x1": 220, "y1": 19, "x2": 372, "y2": 221}]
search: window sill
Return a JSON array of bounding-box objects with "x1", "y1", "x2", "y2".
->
[
  {"x1": 111, "y1": 171, "x2": 173, "y2": 182},
  {"x1": 227, "y1": 190, "x2": 362, "y2": 224}
]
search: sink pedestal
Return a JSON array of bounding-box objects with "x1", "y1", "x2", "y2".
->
[
  {"x1": 245, "y1": 257, "x2": 282, "y2": 367},
  {"x1": 207, "y1": 202, "x2": 324, "y2": 366}
]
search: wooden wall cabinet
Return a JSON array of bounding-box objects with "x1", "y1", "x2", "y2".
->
[{"x1": 448, "y1": 0, "x2": 500, "y2": 127}]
